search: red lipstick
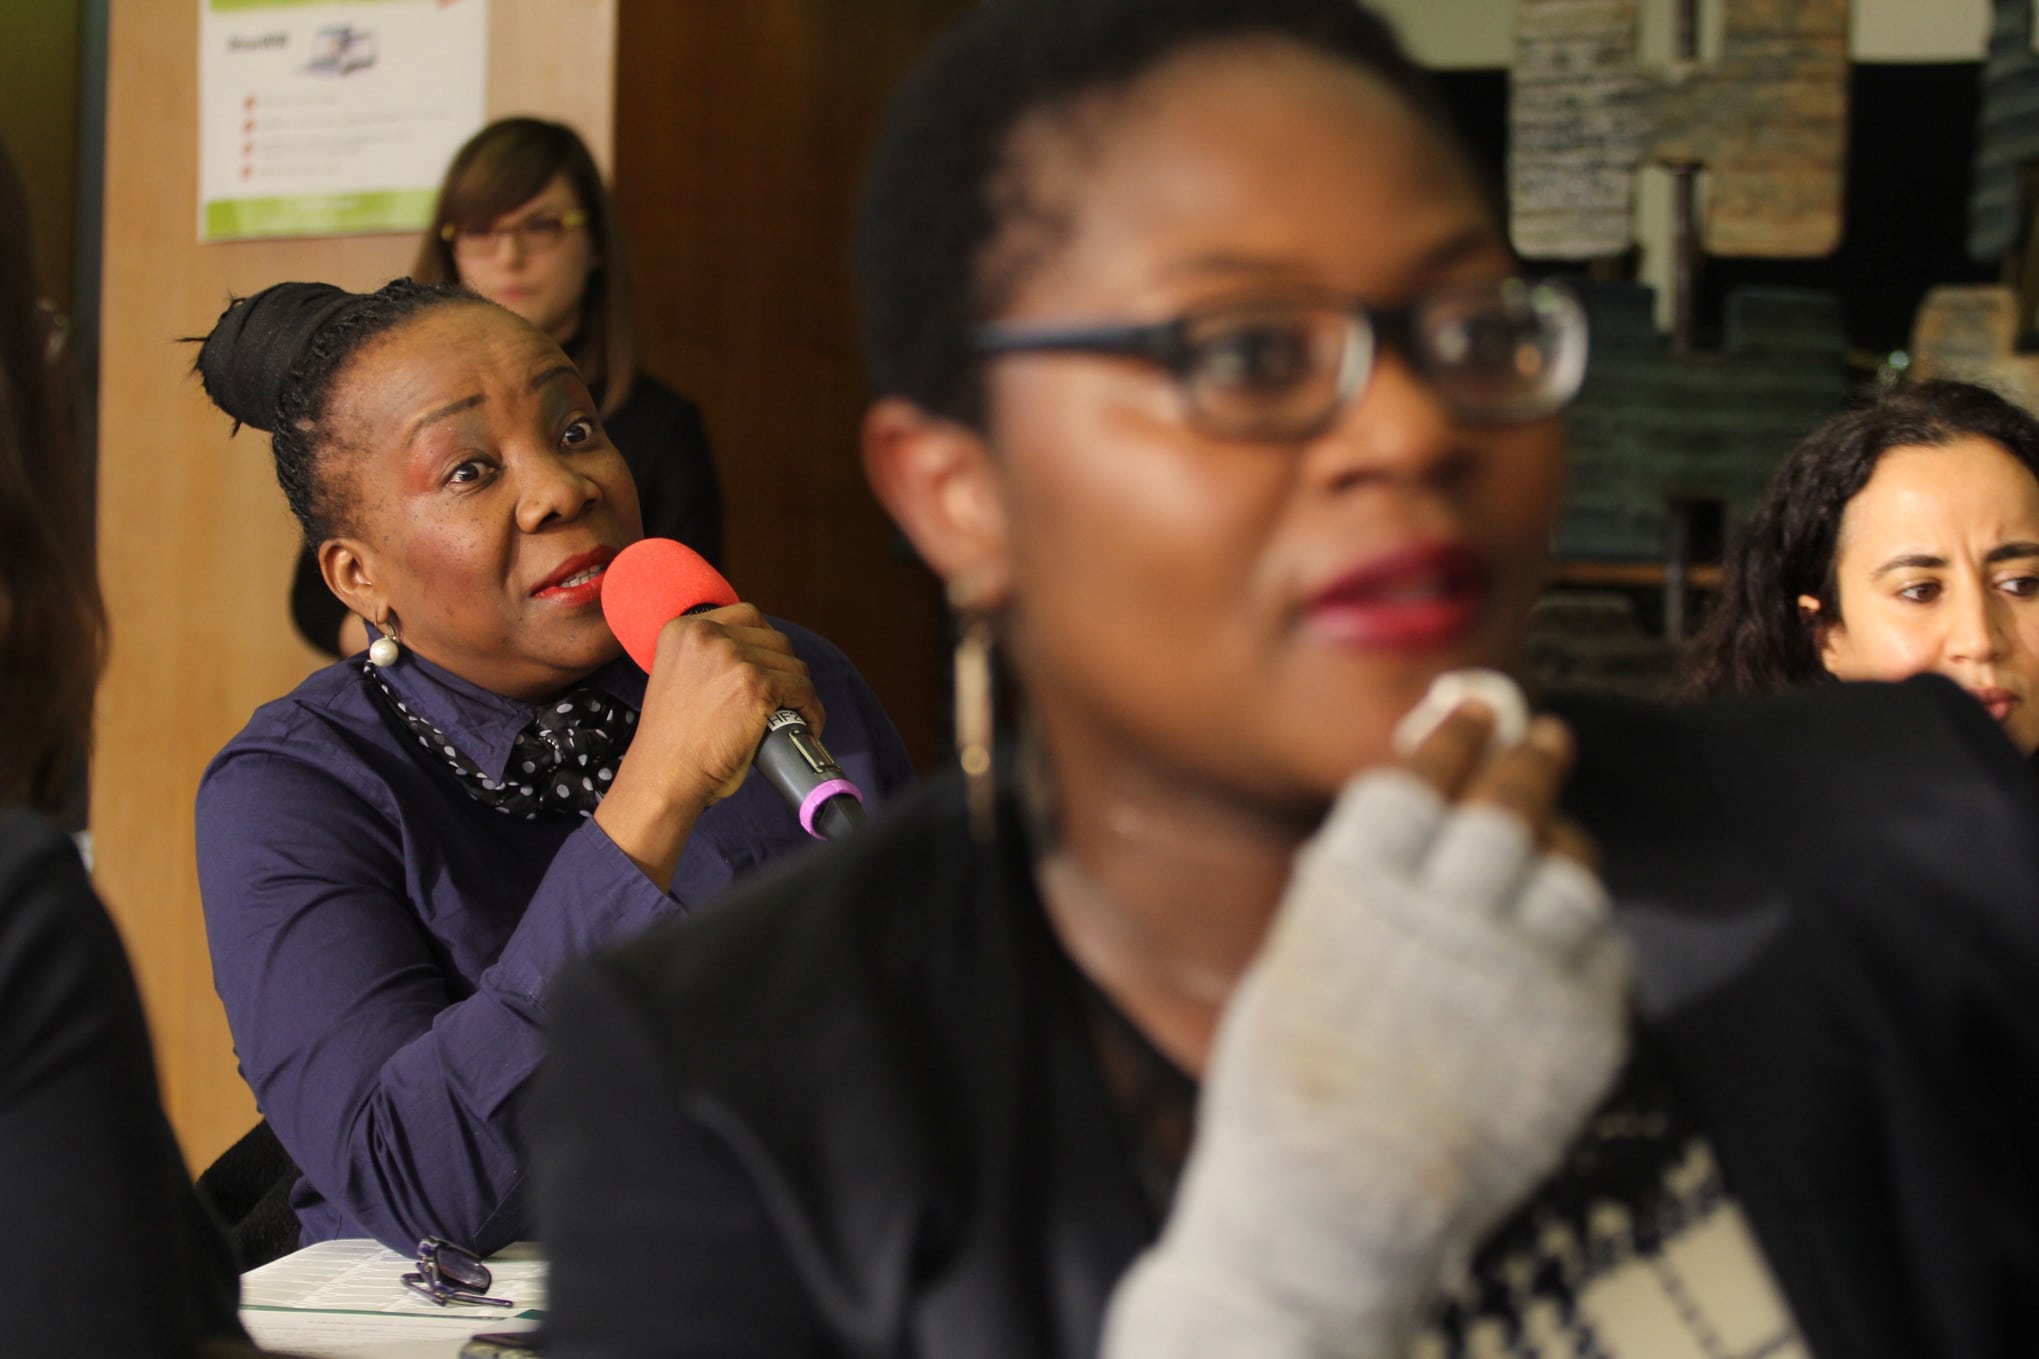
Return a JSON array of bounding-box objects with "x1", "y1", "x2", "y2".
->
[
  {"x1": 1970, "y1": 686, "x2": 2020, "y2": 725},
  {"x1": 1303, "y1": 542, "x2": 1492, "y2": 650},
  {"x1": 531, "y1": 546, "x2": 617, "y2": 607}
]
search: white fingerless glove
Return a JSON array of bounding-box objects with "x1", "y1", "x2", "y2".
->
[{"x1": 1102, "y1": 768, "x2": 1631, "y2": 1359}]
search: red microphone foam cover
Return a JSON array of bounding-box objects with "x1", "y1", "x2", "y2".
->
[{"x1": 601, "y1": 537, "x2": 739, "y2": 672}]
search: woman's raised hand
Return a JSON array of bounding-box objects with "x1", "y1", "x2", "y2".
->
[
  {"x1": 593, "y1": 603, "x2": 822, "y2": 887},
  {"x1": 1104, "y1": 687, "x2": 1631, "y2": 1359}
]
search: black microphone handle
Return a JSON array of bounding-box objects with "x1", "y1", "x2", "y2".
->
[
  {"x1": 671, "y1": 604, "x2": 866, "y2": 838},
  {"x1": 810, "y1": 791, "x2": 867, "y2": 841},
  {"x1": 753, "y1": 708, "x2": 866, "y2": 840}
]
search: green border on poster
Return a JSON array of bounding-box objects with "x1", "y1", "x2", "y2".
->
[
  {"x1": 203, "y1": 189, "x2": 435, "y2": 241},
  {"x1": 209, "y1": 0, "x2": 419, "y2": 11}
]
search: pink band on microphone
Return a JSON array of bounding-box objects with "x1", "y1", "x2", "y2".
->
[{"x1": 799, "y1": 779, "x2": 863, "y2": 838}]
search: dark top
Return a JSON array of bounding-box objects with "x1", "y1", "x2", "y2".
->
[
  {"x1": 530, "y1": 675, "x2": 2039, "y2": 1359},
  {"x1": 197, "y1": 626, "x2": 911, "y2": 1254},
  {"x1": 288, "y1": 372, "x2": 723, "y2": 655},
  {"x1": 0, "y1": 808, "x2": 245, "y2": 1358}
]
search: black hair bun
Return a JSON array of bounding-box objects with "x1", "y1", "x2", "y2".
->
[{"x1": 195, "y1": 282, "x2": 366, "y2": 432}]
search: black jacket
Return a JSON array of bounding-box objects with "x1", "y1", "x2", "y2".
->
[
  {"x1": 0, "y1": 809, "x2": 246, "y2": 1357},
  {"x1": 532, "y1": 675, "x2": 2039, "y2": 1359}
]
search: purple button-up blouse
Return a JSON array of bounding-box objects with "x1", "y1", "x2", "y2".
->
[{"x1": 195, "y1": 621, "x2": 911, "y2": 1253}]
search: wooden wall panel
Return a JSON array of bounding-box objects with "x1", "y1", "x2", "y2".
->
[
  {"x1": 93, "y1": 0, "x2": 618, "y2": 1173},
  {"x1": 613, "y1": 0, "x2": 967, "y2": 772},
  {"x1": 489, "y1": 0, "x2": 616, "y2": 170}
]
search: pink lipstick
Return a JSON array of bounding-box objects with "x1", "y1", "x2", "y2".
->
[
  {"x1": 531, "y1": 546, "x2": 617, "y2": 607},
  {"x1": 1970, "y1": 686, "x2": 2020, "y2": 725}
]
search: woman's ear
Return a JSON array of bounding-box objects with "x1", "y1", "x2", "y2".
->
[
  {"x1": 321, "y1": 538, "x2": 386, "y2": 627},
  {"x1": 861, "y1": 397, "x2": 1013, "y2": 608},
  {"x1": 1797, "y1": 593, "x2": 1844, "y2": 676}
]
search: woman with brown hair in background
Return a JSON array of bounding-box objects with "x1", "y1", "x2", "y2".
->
[
  {"x1": 0, "y1": 136, "x2": 248, "y2": 1358},
  {"x1": 1687, "y1": 379, "x2": 2039, "y2": 762},
  {"x1": 288, "y1": 117, "x2": 723, "y2": 656}
]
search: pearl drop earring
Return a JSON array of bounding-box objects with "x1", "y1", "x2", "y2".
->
[{"x1": 368, "y1": 620, "x2": 401, "y2": 667}]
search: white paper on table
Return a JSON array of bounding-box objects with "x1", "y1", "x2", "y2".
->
[
  {"x1": 240, "y1": 1308, "x2": 538, "y2": 1358},
  {"x1": 242, "y1": 1239, "x2": 546, "y2": 1316},
  {"x1": 241, "y1": 1239, "x2": 545, "y2": 1358}
]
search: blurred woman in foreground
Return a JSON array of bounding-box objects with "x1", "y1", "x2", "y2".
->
[{"x1": 534, "y1": 3, "x2": 2039, "y2": 1357}]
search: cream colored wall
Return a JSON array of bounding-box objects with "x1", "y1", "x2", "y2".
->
[
  {"x1": 93, "y1": 0, "x2": 618, "y2": 1175},
  {"x1": 1853, "y1": 0, "x2": 1991, "y2": 62},
  {"x1": 1371, "y1": 0, "x2": 1514, "y2": 68},
  {"x1": 1374, "y1": 0, "x2": 1993, "y2": 68},
  {"x1": 1371, "y1": 0, "x2": 1996, "y2": 330}
]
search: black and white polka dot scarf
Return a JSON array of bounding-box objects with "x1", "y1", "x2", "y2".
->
[{"x1": 365, "y1": 662, "x2": 638, "y2": 819}]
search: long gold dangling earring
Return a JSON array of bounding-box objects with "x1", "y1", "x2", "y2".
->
[
  {"x1": 950, "y1": 584, "x2": 996, "y2": 844},
  {"x1": 368, "y1": 616, "x2": 401, "y2": 667}
]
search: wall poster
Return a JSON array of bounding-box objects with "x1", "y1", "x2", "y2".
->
[{"x1": 198, "y1": 0, "x2": 488, "y2": 242}]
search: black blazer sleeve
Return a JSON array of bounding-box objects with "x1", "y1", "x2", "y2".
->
[
  {"x1": 531, "y1": 779, "x2": 1152, "y2": 1359},
  {"x1": 532, "y1": 959, "x2": 837, "y2": 1359},
  {"x1": 1559, "y1": 675, "x2": 2039, "y2": 1359},
  {"x1": 0, "y1": 810, "x2": 245, "y2": 1358}
]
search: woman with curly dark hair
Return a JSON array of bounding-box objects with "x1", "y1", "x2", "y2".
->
[{"x1": 1687, "y1": 379, "x2": 2039, "y2": 754}]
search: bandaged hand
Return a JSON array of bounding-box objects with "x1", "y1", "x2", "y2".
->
[{"x1": 1104, "y1": 687, "x2": 1631, "y2": 1359}]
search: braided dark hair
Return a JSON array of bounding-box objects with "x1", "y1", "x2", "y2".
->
[
  {"x1": 194, "y1": 277, "x2": 481, "y2": 545},
  {"x1": 1686, "y1": 379, "x2": 2039, "y2": 698},
  {"x1": 852, "y1": 0, "x2": 1465, "y2": 429}
]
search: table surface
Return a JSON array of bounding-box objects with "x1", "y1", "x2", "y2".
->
[{"x1": 239, "y1": 1239, "x2": 544, "y2": 1359}]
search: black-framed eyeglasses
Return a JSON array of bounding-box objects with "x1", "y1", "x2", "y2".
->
[
  {"x1": 401, "y1": 1236, "x2": 515, "y2": 1308},
  {"x1": 967, "y1": 275, "x2": 1588, "y2": 441},
  {"x1": 441, "y1": 209, "x2": 590, "y2": 258}
]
